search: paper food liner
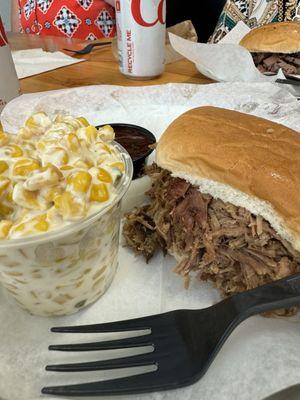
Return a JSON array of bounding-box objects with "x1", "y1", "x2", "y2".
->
[
  {"x1": 0, "y1": 83, "x2": 300, "y2": 400},
  {"x1": 169, "y1": 21, "x2": 300, "y2": 97},
  {"x1": 112, "y1": 20, "x2": 198, "y2": 64}
]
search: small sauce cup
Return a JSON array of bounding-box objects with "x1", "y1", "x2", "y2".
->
[{"x1": 97, "y1": 123, "x2": 156, "y2": 179}]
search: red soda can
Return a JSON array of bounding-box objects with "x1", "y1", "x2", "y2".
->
[{"x1": 116, "y1": 0, "x2": 166, "y2": 80}]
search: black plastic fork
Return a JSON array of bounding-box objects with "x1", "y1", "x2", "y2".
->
[
  {"x1": 276, "y1": 78, "x2": 300, "y2": 86},
  {"x1": 42, "y1": 273, "x2": 300, "y2": 397},
  {"x1": 63, "y1": 41, "x2": 111, "y2": 55}
]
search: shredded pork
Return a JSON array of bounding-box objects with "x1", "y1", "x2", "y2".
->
[
  {"x1": 123, "y1": 165, "x2": 300, "y2": 316},
  {"x1": 252, "y1": 52, "x2": 300, "y2": 75}
]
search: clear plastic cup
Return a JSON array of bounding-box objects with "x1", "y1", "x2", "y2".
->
[{"x1": 0, "y1": 143, "x2": 133, "y2": 316}]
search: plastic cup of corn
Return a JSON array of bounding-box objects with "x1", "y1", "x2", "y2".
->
[{"x1": 0, "y1": 113, "x2": 133, "y2": 316}]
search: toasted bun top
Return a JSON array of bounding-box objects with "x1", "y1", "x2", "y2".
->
[
  {"x1": 239, "y1": 22, "x2": 300, "y2": 53},
  {"x1": 156, "y1": 106, "x2": 300, "y2": 250}
]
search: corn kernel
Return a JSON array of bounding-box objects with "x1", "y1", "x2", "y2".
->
[
  {"x1": 0, "y1": 161, "x2": 8, "y2": 174},
  {"x1": 24, "y1": 191, "x2": 40, "y2": 208},
  {"x1": 12, "y1": 158, "x2": 40, "y2": 177},
  {"x1": 97, "y1": 167, "x2": 112, "y2": 183},
  {"x1": 53, "y1": 115, "x2": 65, "y2": 123},
  {"x1": 59, "y1": 148, "x2": 69, "y2": 165},
  {"x1": 89, "y1": 183, "x2": 109, "y2": 203},
  {"x1": 36, "y1": 141, "x2": 45, "y2": 152},
  {"x1": 53, "y1": 193, "x2": 64, "y2": 210},
  {"x1": 36, "y1": 139, "x2": 57, "y2": 152},
  {"x1": 0, "y1": 220, "x2": 12, "y2": 239},
  {"x1": 0, "y1": 131, "x2": 9, "y2": 146},
  {"x1": 73, "y1": 160, "x2": 93, "y2": 169},
  {"x1": 60, "y1": 165, "x2": 74, "y2": 171},
  {"x1": 67, "y1": 171, "x2": 92, "y2": 193},
  {"x1": 98, "y1": 125, "x2": 115, "y2": 141},
  {"x1": 77, "y1": 117, "x2": 90, "y2": 127},
  {"x1": 94, "y1": 142, "x2": 112, "y2": 154},
  {"x1": 4, "y1": 144, "x2": 23, "y2": 158},
  {"x1": 110, "y1": 162, "x2": 125, "y2": 172},
  {"x1": 54, "y1": 191, "x2": 86, "y2": 218},
  {"x1": 20, "y1": 140, "x2": 35, "y2": 153},
  {"x1": 0, "y1": 176, "x2": 10, "y2": 196},
  {"x1": 24, "y1": 163, "x2": 63, "y2": 191},
  {"x1": 77, "y1": 126, "x2": 98, "y2": 144},
  {"x1": 33, "y1": 214, "x2": 49, "y2": 232},
  {"x1": 14, "y1": 222, "x2": 25, "y2": 232},
  {"x1": 54, "y1": 115, "x2": 81, "y2": 129},
  {"x1": 96, "y1": 154, "x2": 110, "y2": 165},
  {"x1": 43, "y1": 186, "x2": 63, "y2": 203},
  {"x1": 13, "y1": 183, "x2": 40, "y2": 209},
  {"x1": 18, "y1": 127, "x2": 33, "y2": 140},
  {"x1": 43, "y1": 146, "x2": 69, "y2": 166},
  {"x1": 0, "y1": 202, "x2": 13, "y2": 216},
  {"x1": 5, "y1": 190, "x2": 13, "y2": 203},
  {"x1": 86, "y1": 126, "x2": 98, "y2": 142},
  {"x1": 67, "y1": 133, "x2": 80, "y2": 153},
  {"x1": 25, "y1": 115, "x2": 39, "y2": 131},
  {"x1": 42, "y1": 163, "x2": 63, "y2": 180},
  {"x1": 44, "y1": 123, "x2": 74, "y2": 139},
  {"x1": 25, "y1": 112, "x2": 51, "y2": 135}
]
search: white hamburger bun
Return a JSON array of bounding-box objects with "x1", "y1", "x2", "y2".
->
[
  {"x1": 156, "y1": 106, "x2": 300, "y2": 251},
  {"x1": 239, "y1": 21, "x2": 300, "y2": 54}
]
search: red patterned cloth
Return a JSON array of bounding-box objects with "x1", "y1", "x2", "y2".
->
[
  {"x1": 18, "y1": 0, "x2": 116, "y2": 40},
  {"x1": 0, "y1": 17, "x2": 9, "y2": 47}
]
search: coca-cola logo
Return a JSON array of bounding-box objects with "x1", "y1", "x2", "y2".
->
[
  {"x1": 0, "y1": 19, "x2": 8, "y2": 48},
  {"x1": 131, "y1": 0, "x2": 165, "y2": 27}
]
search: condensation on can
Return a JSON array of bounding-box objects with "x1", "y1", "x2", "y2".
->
[{"x1": 116, "y1": 0, "x2": 166, "y2": 80}]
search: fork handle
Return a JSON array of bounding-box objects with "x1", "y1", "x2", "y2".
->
[
  {"x1": 91, "y1": 42, "x2": 111, "y2": 47},
  {"x1": 232, "y1": 273, "x2": 300, "y2": 318},
  {"x1": 276, "y1": 78, "x2": 300, "y2": 86}
]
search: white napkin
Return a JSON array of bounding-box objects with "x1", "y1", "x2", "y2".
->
[
  {"x1": 169, "y1": 21, "x2": 300, "y2": 97},
  {"x1": 12, "y1": 48, "x2": 84, "y2": 79}
]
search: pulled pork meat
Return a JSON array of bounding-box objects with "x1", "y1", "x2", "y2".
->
[
  {"x1": 123, "y1": 165, "x2": 300, "y2": 316},
  {"x1": 252, "y1": 52, "x2": 300, "y2": 75}
]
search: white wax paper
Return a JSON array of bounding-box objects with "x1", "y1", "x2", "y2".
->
[
  {"x1": 0, "y1": 83, "x2": 300, "y2": 400},
  {"x1": 169, "y1": 22, "x2": 300, "y2": 97}
]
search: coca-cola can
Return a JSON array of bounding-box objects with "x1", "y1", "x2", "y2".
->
[
  {"x1": 116, "y1": 0, "x2": 166, "y2": 80},
  {"x1": 0, "y1": 17, "x2": 19, "y2": 113}
]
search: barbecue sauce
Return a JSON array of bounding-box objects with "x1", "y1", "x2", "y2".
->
[{"x1": 114, "y1": 126, "x2": 155, "y2": 161}]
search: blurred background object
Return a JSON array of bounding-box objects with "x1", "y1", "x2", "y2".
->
[
  {"x1": 166, "y1": 0, "x2": 226, "y2": 42},
  {"x1": 0, "y1": 15, "x2": 20, "y2": 112},
  {"x1": 7, "y1": 0, "x2": 227, "y2": 43},
  {"x1": 0, "y1": 0, "x2": 10, "y2": 30}
]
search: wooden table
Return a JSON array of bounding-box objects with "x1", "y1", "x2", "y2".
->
[{"x1": 8, "y1": 33, "x2": 212, "y2": 94}]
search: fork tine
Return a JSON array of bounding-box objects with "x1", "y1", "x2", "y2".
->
[
  {"x1": 42, "y1": 371, "x2": 166, "y2": 396},
  {"x1": 48, "y1": 333, "x2": 153, "y2": 352},
  {"x1": 51, "y1": 314, "x2": 160, "y2": 333},
  {"x1": 46, "y1": 351, "x2": 157, "y2": 372}
]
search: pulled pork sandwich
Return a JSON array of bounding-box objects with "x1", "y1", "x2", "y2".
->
[
  {"x1": 123, "y1": 106, "x2": 300, "y2": 315},
  {"x1": 239, "y1": 22, "x2": 300, "y2": 75}
]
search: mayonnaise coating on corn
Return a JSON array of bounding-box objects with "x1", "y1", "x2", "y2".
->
[{"x1": 0, "y1": 113, "x2": 125, "y2": 239}]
